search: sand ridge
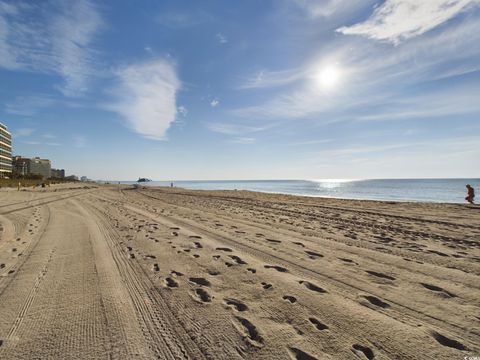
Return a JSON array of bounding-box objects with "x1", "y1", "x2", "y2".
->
[{"x1": 0, "y1": 184, "x2": 479, "y2": 359}]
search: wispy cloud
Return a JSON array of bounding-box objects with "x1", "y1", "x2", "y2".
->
[
  {"x1": 52, "y1": 0, "x2": 103, "y2": 96},
  {"x1": 238, "y1": 68, "x2": 306, "y2": 89},
  {"x1": 337, "y1": 0, "x2": 479, "y2": 44},
  {"x1": 0, "y1": 0, "x2": 103, "y2": 96},
  {"x1": 178, "y1": 105, "x2": 188, "y2": 116},
  {"x1": 156, "y1": 10, "x2": 212, "y2": 29},
  {"x1": 207, "y1": 122, "x2": 267, "y2": 135},
  {"x1": 15, "y1": 128, "x2": 35, "y2": 137},
  {"x1": 229, "y1": 137, "x2": 255, "y2": 144},
  {"x1": 106, "y1": 58, "x2": 181, "y2": 140},
  {"x1": 210, "y1": 98, "x2": 220, "y2": 107},
  {"x1": 232, "y1": 11, "x2": 480, "y2": 123},
  {"x1": 216, "y1": 33, "x2": 228, "y2": 44},
  {"x1": 5, "y1": 95, "x2": 56, "y2": 116},
  {"x1": 291, "y1": 0, "x2": 369, "y2": 18}
]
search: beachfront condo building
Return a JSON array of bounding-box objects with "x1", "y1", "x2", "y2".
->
[
  {"x1": 12, "y1": 156, "x2": 52, "y2": 179},
  {"x1": 51, "y1": 168, "x2": 65, "y2": 179},
  {"x1": 0, "y1": 122, "x2": 12, "y2": 178}
]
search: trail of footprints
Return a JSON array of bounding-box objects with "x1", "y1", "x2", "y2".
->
[{"x1": 115, "y1": 205, "x2": 470, "y2": 358}]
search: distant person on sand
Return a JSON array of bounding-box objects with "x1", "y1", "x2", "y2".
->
[
  {"x1": 465, "y1": 184, "x2": 475, "y2": 204},
  {"x1": 171, "y1": 182, "x2": 174, "y2": 188}
]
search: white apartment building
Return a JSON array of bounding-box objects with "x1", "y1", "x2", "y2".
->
[{"x1": 0, "y1": 122, "x2": 12, "y2": 178}]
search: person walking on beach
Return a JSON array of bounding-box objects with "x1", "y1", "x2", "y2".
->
[{"x1": 465, "y1": 184, "x2": 475, "y2": 204}]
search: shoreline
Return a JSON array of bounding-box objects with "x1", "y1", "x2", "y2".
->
[{"x1": 132, "y1": 184, "x2": 475, "y2": 207}]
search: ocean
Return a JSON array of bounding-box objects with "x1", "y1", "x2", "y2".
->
[{"x1": 118, "y1": 178, "x2": 480, "y2": 204}]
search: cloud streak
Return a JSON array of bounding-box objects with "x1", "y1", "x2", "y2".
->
[
  {"x1": 291, "y1": 0, "x2": 369, "y2": 18},
  {"x1": 106, "y1": 58, "x2": 181, "y2": 140},
  {"x1": 0, "y1": 0, "x2": 102, "y2": 96},
  {"x1": 337, "y1": 0, "x2": 479, "y2": 44}
]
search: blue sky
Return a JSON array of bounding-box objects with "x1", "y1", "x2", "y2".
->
[{"x1": 1, "y1": 0, "x2": 479, "y2": 180}]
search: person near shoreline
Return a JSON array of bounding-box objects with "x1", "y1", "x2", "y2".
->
[{"x1": 465, "y1": 184, "x2": 475, "y2": 204}]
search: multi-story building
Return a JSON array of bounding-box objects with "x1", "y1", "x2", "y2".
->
[
  {"x1": 0, "y1": 122, "x2": 12, "y2": 178},
  {"x1": 12, "y1": 156, "x2": 51, "y2": 179},
  {"x1": 51, "y1": 168, "x2": 65, "y2": 179}
]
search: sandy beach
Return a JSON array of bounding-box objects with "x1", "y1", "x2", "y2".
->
[{"x1": 0, "y1": 183, "x2": 479, "y2": 359}]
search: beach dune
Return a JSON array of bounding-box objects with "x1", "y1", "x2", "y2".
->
[{"x1": 0, "y1": 184, "x2": 478, "y2": 359}]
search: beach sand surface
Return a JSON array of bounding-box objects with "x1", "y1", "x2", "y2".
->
[{"x1": 0, "y1": 184, "x2": 479, "y2": 359}]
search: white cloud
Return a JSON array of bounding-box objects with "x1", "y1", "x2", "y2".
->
[
  {"x1": 207, "y1": 123, "x2": 266, "y2": 135},
  {"x1": 5, "y1": 95, "x2": 55, "y2": 116},
  {"x1": 106, "y1": 58, "x2": 181, "y2": 140},
  {"x1": 238, "y1": 68, "x2": 306, "y2": 89},
  {"x1": 232, "y1": 13, "x2": 480, "y2": 122},
  {"x1": 156, "y1": 10, "x2": 212, "y2": 29},
  {"x1": 216, "y1": 33, "x2": 228, "y2": 44},
  {"x1": 16, "y1": 128, "x2": 35, "y2": 137},
  {"x1": 210, "y1": 98, "x2": 220, "y2": 107},
  {"x1": 0, "y1": 0, "x2": 102, "y2": 96},
  {"x1": 178, "y1": 105, "x2": 188, "y2": 116},
  {"x1": 229, "y1": 137, "x2": 255, "y2": 144},
  {"x1": 337, "y1": 0, "x2": 479, "y2": 44},
  {"x1": 292, "y1": 0, "x2": 367, "y2": 18}
]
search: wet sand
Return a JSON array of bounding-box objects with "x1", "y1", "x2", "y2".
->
[{"x1": 0, "y1": 184, "x2": 479, "y2": 359}]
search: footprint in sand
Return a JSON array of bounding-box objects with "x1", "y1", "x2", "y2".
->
[
  {"x1": 170, "y1": 270, "x2": 183, "y2": 277},
  {"x1": 365, "y1": 270, "x2": 395, "y2": 281},
  {"x1": 247, "y1": 268, "x2": 257, "y2": 273},
  {"x1": 216, "y1": 247, "x2": 233, "y2": 252},
  {"x1": 282, "y1": 295, "x2": 297, "y2": 303},
  {"x1": 430, "y1": 331, "x2": 468, "y2": 351},
  {"x1": 305, "y1": 251, "x2": 323, "y2": 259},
  {"x1": 309, "y1": 317, "x2": 328, "y2": 331},
  {"x1": 224, "y1": 298, "x2": 248, "y2": 311},
  {"x1": 351, "y1": 344, "x2": 375, "y2": 360},
  {"x1": 152, "y1": 264, "x2": 160, "y2": 272},
  {"x1": 299, "y1": 281, "x2": 327, "y2": 294},
  {"x1": 164, "y1": 277, "x2": 179, "y2": 288},
  {"x1": 261, "y1": 282, "x2": 273, "y2": 290},
  {"x1": 193, "y1": 288, "x2": 212, "y2": 303},
  {"x1": 338, "y1": 257, "x2": 358, "y2": 265},
  {"x1": 264, "y1": 265, "x2": 289, "y2": 273},
  {"x1": 235, "y1": 317, "x2": 263, "y2": 346},
  {"x1": 189, "y1": 277, "x2": 211, "y2": 287},
  {"x1": 420, "y1": 283, "x2": 456, "y2": 298},
  {"x1": 229, "y1": 255, "x2": 247, "y2": 265},
  {"x1": 362, "y1": 295, "x2": 390, "y2": 309},
  {"x1": 189, "y1": 235, "x2": 202, "y2": 239},
  {"x1": 266, "y1": 239, "x2": 281, "y2": 244},
  {"x1": 193, "y1": 242, "x2": 203, "y2": 248},
  {"x1": 289, "y1": 347, "x2": 318, "y2": 360},
  {"x1": 292, "y1": 241, "x2": 305, "y2": 247}
]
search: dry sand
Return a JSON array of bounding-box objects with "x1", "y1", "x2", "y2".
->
[{"x1": 0, "y1": 183, "x2": 479, "y2": 359}]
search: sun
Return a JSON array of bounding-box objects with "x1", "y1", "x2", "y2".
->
[{"x1": 316, "y1": 65, "x2": 341, "y2": 90}]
